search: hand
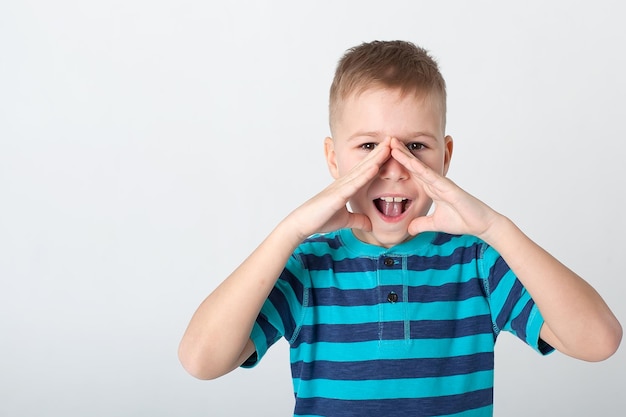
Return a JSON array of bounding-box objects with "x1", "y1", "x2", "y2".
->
[
  {"x1": 390, "y1": 137, "x2": 500, "y2": 239},
  {"x1": 287, "y1": 137, "x2": 393, "y2": 240}
]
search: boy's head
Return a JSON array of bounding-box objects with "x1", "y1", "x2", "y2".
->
[
  {"x1": 325, "y1": 40, "x2": 453, "y2": 247},
  {"x1": 329, "y1": 40, "x2": 447, "y2": 136}
]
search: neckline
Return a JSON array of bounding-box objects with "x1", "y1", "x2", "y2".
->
[{"x1": 338, "y1": 228, "x2": 438, "y2": 257}]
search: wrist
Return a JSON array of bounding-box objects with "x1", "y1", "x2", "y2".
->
[
  {"x1": 476, "y1": 213, "x2": 518, "y2": 248},
  {"x1": 275, "y1": 212, "x2": 311, "y2": 248}
]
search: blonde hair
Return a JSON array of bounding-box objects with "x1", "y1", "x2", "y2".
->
[{"x1": 329, "y1": 40, "x2": 447, "y2": 133}]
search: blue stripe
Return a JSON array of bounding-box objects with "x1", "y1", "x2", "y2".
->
[
  {"x1": 292, "y1": 352, "x2": 493, "y2": 381},
  {"x1": 309, "y1": 286, "x2": 380, "y2": 307},
  {"x1": 303, "y1": 297, "x2": 490, "y2": 326},
  {"x1": 296, "y1": 407, "x2": 492, "y2": 417},
  {"x1": 295, "y1": 407, "x2": 492, "y2": 417},
  {"x1": 294, "y1": 388, "x2": 493, "y2": 417},
  {"x1": 293, "y1": 370, "x2": 494, "y2": 400},
  {"x1": 292, "y1": 335, "x2": 496, "y2": 362},
  {"x1": 293, "y1": 315, "x2": 493, "y2": 347}
]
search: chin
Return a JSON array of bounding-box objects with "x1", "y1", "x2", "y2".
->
[{"x1": 356, "y1": 227, "x2": 412, "y2": 248}]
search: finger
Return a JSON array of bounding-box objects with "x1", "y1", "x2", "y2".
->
[
  {"x1": 389, "y1": 140, "x2": 435, "y2": 182},
  {"x1": 334, "y1": 137, "x2": 391, "y2": 196},
  {"x1": 358, "y1": 136, "x2": 392, "y2": 171},
  {"x1": 389, "y1": 139, "x2": 452, "y2": 197}
]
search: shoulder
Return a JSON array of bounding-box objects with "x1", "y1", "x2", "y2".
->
[
  {"x1": 294, "y1": 231, "x2": 348, "y2": 269},
  {"x1": 417, "y1": 232, "x2": 486, "y2": 257},
  {"x1": 300, "y1": 231, "x2": 344, "y2": 251},
  {"x1": 428, "y1": 232, "x2": 481, "y2": 246}
]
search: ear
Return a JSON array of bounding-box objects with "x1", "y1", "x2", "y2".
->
[
  {"x1": 324, "y1": 137, "x2": 340, "y2": 179},
  {"x1": 442, "y1": 135, "x2": 454, "y2": 176}
]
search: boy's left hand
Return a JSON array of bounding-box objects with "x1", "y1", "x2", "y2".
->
[
  {"x1": 391, "y1": 139, "x2": 622, "y2": 362},
  {"x1": 389, "y1": 137, "x2": 500, "y2": 240}
]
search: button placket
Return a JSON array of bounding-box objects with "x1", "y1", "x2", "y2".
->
[
  {"x1": 382, "y1": 256, "x2": 399, "y2": 303},
  {"x1": 378, "y1": 254, "x2": 405, "y2": 344}
]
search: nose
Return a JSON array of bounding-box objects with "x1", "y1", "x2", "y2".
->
[{"x1": 379, "y1": 156, "x2": 409, "y2": 181}]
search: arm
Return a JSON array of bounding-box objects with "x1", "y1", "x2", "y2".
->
[
  {"x1": 390, "y1": 138, "x2": 622, "y2": 361},
  {"x1": 178, "y1": 139, "x2": 393, "y2": 380},
  {"x1": 481, "y1": 217, "x2": 621, "y2": 361}
]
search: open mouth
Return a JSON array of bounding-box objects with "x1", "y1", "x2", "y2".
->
[{"x1": 374, "y1": 196, "x2": 412, "y2": 218}]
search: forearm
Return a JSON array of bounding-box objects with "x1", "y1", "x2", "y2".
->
[
  {"x1": 481, "y1": 215, "x2": 622, "y2": 361},
  {"x1": 177, "y1": 145, "x2": 393, "y2": 380},
  {"x1": 178, "y1": 218, "x2": 303, "y2": 379}
]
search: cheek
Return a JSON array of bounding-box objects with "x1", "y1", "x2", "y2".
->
[
  {"x1": 422, "y1": 154, "x2": 446, "y2": 174},
  {"x1": 335, "y1": 154, "x2": 361, "y2": 176}
]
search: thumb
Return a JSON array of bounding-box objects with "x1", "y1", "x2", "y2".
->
[
  {"x1": 408, "y1": 216, "x2": 436, "y2": 236},
  {"x1": 345, "y1": 212, "x2": 372, "y2": 233}
]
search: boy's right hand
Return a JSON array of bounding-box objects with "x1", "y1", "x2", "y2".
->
[{"x1": 286, "y1": 137, "x2": 392, "y2": 242}]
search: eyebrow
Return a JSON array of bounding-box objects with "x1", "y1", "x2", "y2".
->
[{"x1": 347, "y1": 131, "x2": 437, "y2": 142}]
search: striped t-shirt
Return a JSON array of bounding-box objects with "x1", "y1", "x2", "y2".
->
[{"x1": 244, "y1": 229, "x2": 553, "y2": 417}]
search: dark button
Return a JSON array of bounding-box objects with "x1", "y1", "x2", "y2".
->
[
  {"x1": 383, "y1": 257, "x2": 394, "y2": 266},
  {"x1": 387, "y1": 291, "x2": 398, "y2": 303}
]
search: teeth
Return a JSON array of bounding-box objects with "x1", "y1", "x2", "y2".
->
[{"x1": 379, "y1": 196, "x2": 407, "y2": 202}]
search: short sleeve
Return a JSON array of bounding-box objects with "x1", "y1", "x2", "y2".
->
[
  {"x1": 480, "y1": 243, "x2": 554, "y2": 355},
  {"x1": 241, "y1": 251, "x2": 309, "y2": 368}
]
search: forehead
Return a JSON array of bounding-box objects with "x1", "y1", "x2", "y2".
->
[{"x1": 333, "y1": 87, "x2": 445, "y2": 139}]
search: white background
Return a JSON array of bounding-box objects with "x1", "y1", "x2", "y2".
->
[{"x1": 1, "y1": 1, "x2": 624, "y2": 416}]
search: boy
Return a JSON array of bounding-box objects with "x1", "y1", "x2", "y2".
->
[{"x1": 179, "y1": 40, "x2": 621, "y2": 416}]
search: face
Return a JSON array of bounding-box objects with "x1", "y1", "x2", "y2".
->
[{"x1": 325, "y1": 87, "x2": 453, "y2": 247}]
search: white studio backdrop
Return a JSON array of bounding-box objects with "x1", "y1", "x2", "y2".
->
[{"x1": 1, "y1": 1, "x2": 624, "y2": 416}]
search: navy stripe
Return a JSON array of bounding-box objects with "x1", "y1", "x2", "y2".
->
[
  {"x1": 406, "y1": 243, "x2": 481, "y2": 271},
  {"x1": 302, "y1": 243, "x2": 481, "y2": 273},
  {"x1": 301, "y1": 253, "x2": 378, "y2": 272},
  {"x1": 292, "y1": 352, "x2": 493, "y2": 381},
  {"x1": 487, "y1": 256, "x2": 510, "y2": 291},
  {"x1": 411, "y1": 315, "x2": 494, "y2": 339},
  {"x1": 309, "y1": 279, "x2": 484, "y2": 307},
  {"x1": 256, "y1": 313, "x2": 280, "y2": 348},
  {"x1": 267, "y1": 286, "x2": 297, "y2": 340},
  {"x1": 279, "y1": 268, "x2": 305, "y2": 306},
  {"x1": 294, "y1": 322, "x2": 381, "y2": 346},
  {"x1": 510, "y1": 298, "x2": 535, "y2": 340},
  {"x1": 538, "y1": 337, "x2": 554, "y2": 355},
  {"x1": 294, "y1": 388, "x2": 493, "y2": 417},
  {"x1": 495, "y1": 279, "x2": 523, "y2": 332},
  {"x1": 408, "y1": 278, "x2": 485, "y2": 302},
  {"x1": 304, "y1": 234, "x2": 343, "y2": 249},
  {"x1": 430, "y1": 232, "x2": 458, "y2": 246},
  {"x1": 293, "y1": 315, "x2": 493, "y2": 347}
]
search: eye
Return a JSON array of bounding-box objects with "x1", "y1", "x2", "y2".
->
[
  {"x1": 360, "y1": 142, "x2": 377, "y2": 151},
  {"x1": 407, "y1": 142, "x2": 426, "y2": 155}
]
